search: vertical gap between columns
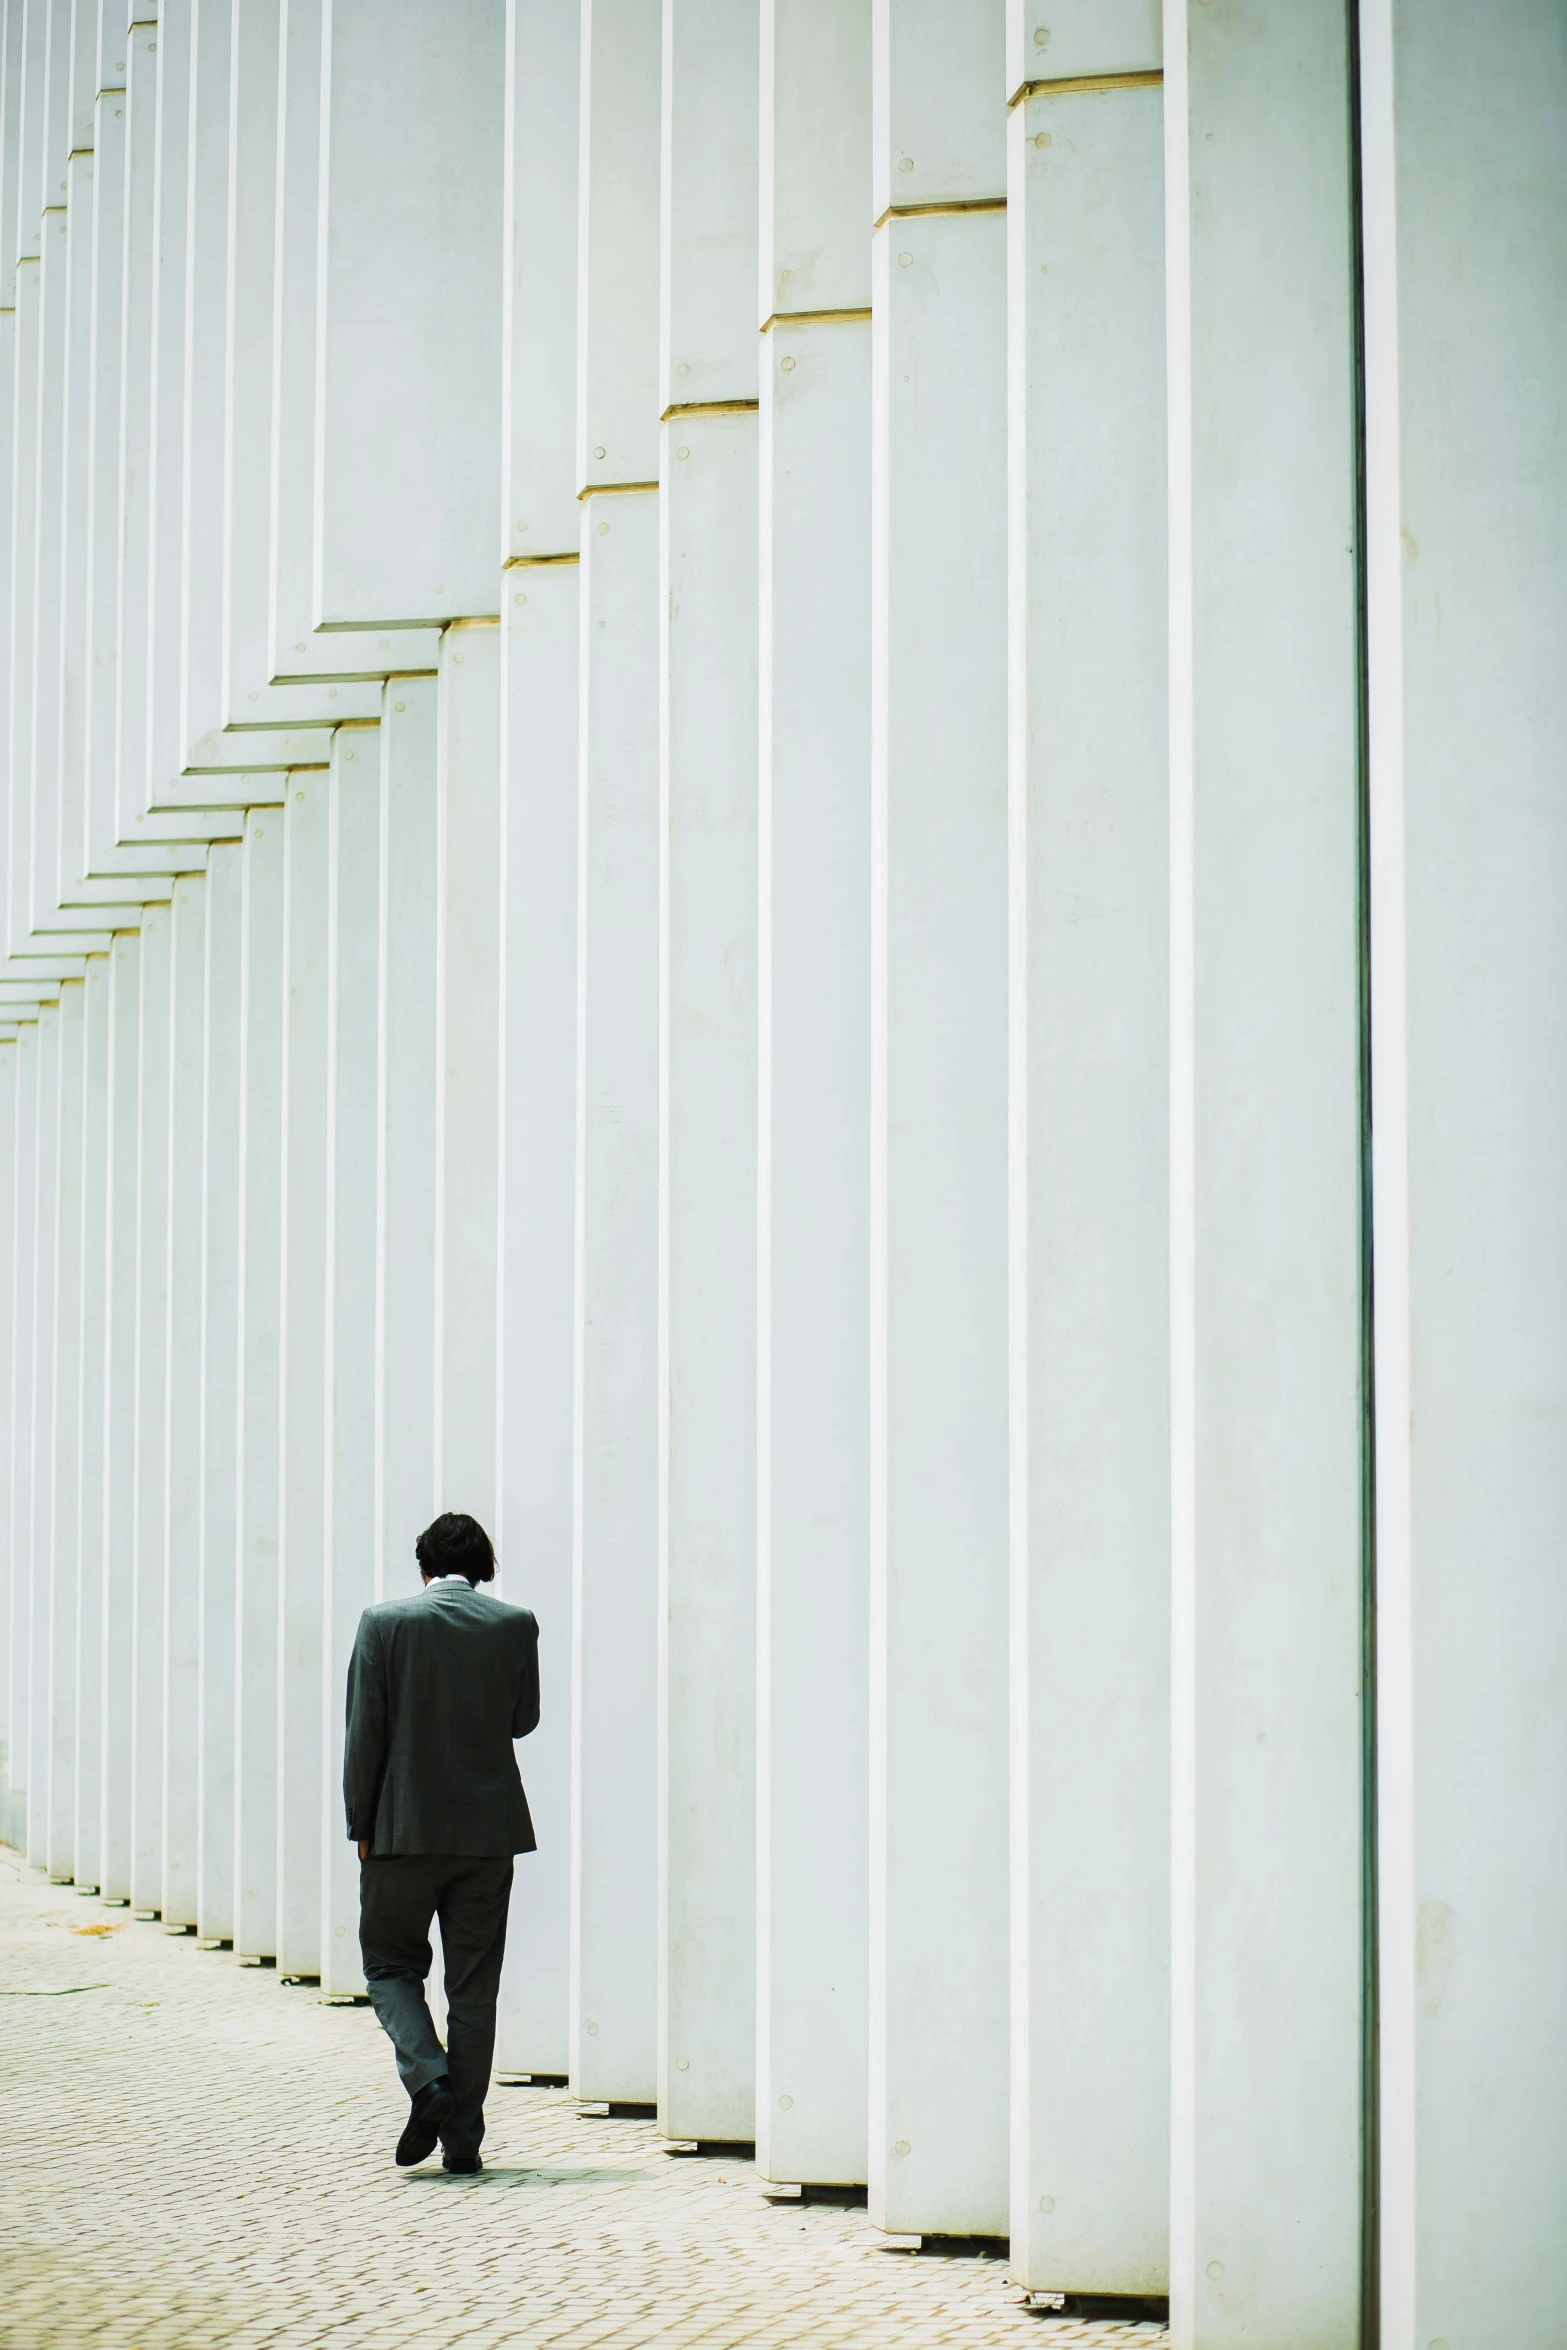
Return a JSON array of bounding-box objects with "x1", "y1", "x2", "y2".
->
[{"x1": 1346, "y1": 4, "x2": 1381, "y2": 2343}]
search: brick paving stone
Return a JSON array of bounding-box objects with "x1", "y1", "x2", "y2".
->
[{"x1": 0, "y1": 1855, "x2": 1168, "y2": 2350}]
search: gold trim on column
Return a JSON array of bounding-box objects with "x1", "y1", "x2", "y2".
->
[
  {"x1": 659, "y1": 399, "x2": 761, "y2": 421},
  {"x1": 760, "y1": 307, "x2": 872, "y2": 334},
  {"x1": 872, "y1": 196, "x2": 1006, "y2": 230},
  {"x1": 1008, "y1": 70, "x2": 1163, "y2": 108}
]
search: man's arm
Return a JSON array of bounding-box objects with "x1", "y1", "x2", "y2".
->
[
  {"x1": 343, "y1": 1610, "x2": 389, "y2": 1852},
  {"x1": 511, "y1": 1612, "x2": 540, "y2": 1741}
]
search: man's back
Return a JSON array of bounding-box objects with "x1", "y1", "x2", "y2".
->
[{"x1": 344, "y1": 1578, "x2": 540, "y2": 1857}]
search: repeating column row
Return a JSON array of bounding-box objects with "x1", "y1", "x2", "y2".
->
[{"x1": 0, "y1": 7, "x2": 1563, "y2": 2348}]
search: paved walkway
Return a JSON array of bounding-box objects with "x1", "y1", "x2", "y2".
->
[{"x1": 0, "y1": 1855, "x2": 1168, "y2": 2350}]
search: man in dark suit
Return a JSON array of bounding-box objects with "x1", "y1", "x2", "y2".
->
[{"x1": 343, "y1": 1510, "x2": 540, "y2": 2174}]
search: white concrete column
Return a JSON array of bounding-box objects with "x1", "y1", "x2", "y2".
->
[
  {"x1": 491, "y1": 0, "x2": 581, "y2": 2084},
  {"x1": 162, "y1": 872, "x2": 205, "y2": 1928},
  {"x1": 1361, "y1": 7, "x2": 1567, "y2": 2346},
  {"x1": 576, "y1": 0, "x2": 661, "y2": 499},
  {"x1": 322, "y1": 719, "x2": 380, "y2": 1995},
  {"x1": 7, "y1": 253, "x2": 40, "y2": 945},
  {"x1": 1165, "y1": 5, "x2": 1365, "y2": 2342},
  {"x1": 1005, "y1": 22, "x2": 1170, "y2": 2298},
  {"x1": 99, "y1": 930, "x2": 141, "y2": 1902},
  {"x1": 234, "y1": 808, "x2": 284, "y2": 1959},
  {"x1": 197, "y1": 839, "x2": 243, "y2": 1939},
  {"x1": 46, "y1": 975, "x2": 86, "y2": 1879},
  {"x1": 25, "y1": 198, "x2": 67, "y2": 939},
  {"x1": 112, "y1": 15, "x2": 158, "y2": 844},
  {"x1": 569, "y1": 0, "x2": 662, "y2": 2114},
  {"x1": 868, "y1": 0, "x2": 1010, "y2": 2240},
  {"x1": 374, "y1": 681, "x2": 438, "y2": 1598},
  {"x1": 130, "y1": 900, "x2": 171, "y2": 1912},
  {"x1": 175, "y1": 0, "x2": 232, "y2": 758},
  {"x1": 276, "y1": 762, "x2": 329, "y2": 1975},
  {"x1": 499, "y1": 0, "x2": 578, "y2": 572},
  {"x1": 26, "y1": 999, "x2": 59, "y2": 1865},
  {"x1": 655, "y1": 0, "x2": 760, "y2": 2148},
  {"x1": 314, "y1": 0, "x2": 502, "y2": 631},
  {"x1": 220, "y1": 0, "x2": 281, "y2": 721},
  {"x1": 3, "y1": 1020, "x2": 37, "y2": 1850},
  {"x1": 434, "y1": 622, "x2": 502, "y2": 1526},
  {"x1": 0, "y1": 1030, "x2": 16, "y2": 1843},
  {"x1": 73, "y1": 951, "x2": 109, "y2": 1886},
  {"x1": 755, "y1": 0, "x2": 872, "y2": 2193},
  {"x1": 80, "y1": 68, "x2": 126, "y2": 882},
  {"x1": 573, "y1": 504, "x2": 662, "y2": 2105},
  {"x1": 144, "y1": 0, "x2": 194, "y2": 800},
  {"x1": 266, "y1": 0, "x2": 440, "y2": 692},
  {"x1": 53, "y1": 140, "x2": 94, "y2": 912}
]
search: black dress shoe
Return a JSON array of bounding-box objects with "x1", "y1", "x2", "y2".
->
[
  {"x1": 396, "y1": 2077, "x2": 455, "y2": 2167},
  {"x1": 443, "y1": 2153, "x2": 483, "y2": 2175}
]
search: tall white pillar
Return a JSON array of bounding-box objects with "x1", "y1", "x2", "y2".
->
[
  {"x1": 26, "y1": 1000, "x2": 60, "y2": 1865},
  {"x1": 569, "y1": 0, "x2": 662, "y2": 2113},
  {"x1": 656, "y1": 0, "x2": 760, "y2": 2150},
  {"x1": 47, "y1": 975, "x2": 86, "y2": 1879},
  {"x1": 197, "y1": 840, "x2": 243, "y2": 1939},
  {"x1": 314, "y1": 0, "x2": 502, "y2": 633},
  {"x1": 7, "y1": 254, "x2": 41, "y2": 947},
  {"x1": 3, "y1": 1021, "x2": 37, "y2": 1850},
  {"x1": 25, "y1": 200, "x2": 68, "y2": 940},
  {"x1": 235, "y1": 808, "x2": 284, "y2": 1959},
  {"x1": 177, "y1": 0, "x2": 233, "y2": 758},
  {"x1": 755, "y1": 0, "x2": 873, "y2": 2193},
  {"x1": 434, "y1": 622, "x2": 502, "y2": 1527},
  {"x1": 276, "y1": 762, "x2": 329, "y2": 1974},
  {"x1": 53, "y1": 141, "x2": 94, "y2": 914},
  {"x1": 1362, "y1": 7, "x2": 1567, "y2": 2346},
  {"x1": 99, "y1": 930, "x2": 141, "y2": 1902},
  {"x1": 491, "y1": 0, "x2": 581, "y2": 2093},
  {"x1": 572, "y1": 493, "x2": 661, "y2": 2106},
  {"x1": 1165, "y1": 5, "x2": 1365, "y2": 2342},
  {"x1": 868, "y1": 0, "x2": 1010, "y2": 2239},
  {"x1": 73, "y1": 953, "x2": 109, "y2": 1887},
  {"x1": 374, "y1": 681, "x2": 438, "y2": 1599},
  {"x1": 1005, "y1": 23, "x2": 1171, "y2": 2298},
  {"x1": 162, "y1": 872, "x2": 206, "y2": 1927},
  {"x1": 220, "y1": 0, "x2": 281, "y2": 722},
  {"x1": 80, "y1": 64, "x2": 126, "y2": 884},
  {"x1": 112, "y1": 15, "x2": 158, "y2": 844},
  {"x1": 0, "y1": 1031, "x2": 16, "y2": 1844},
  {"x1": 265, "y1": 0, "x2": 440, "y2": 693},
  {"x1": 322, "y1": 719, "x2": 380, "y2": 1994},
  {"x1": 144, "y1": 0, "x2": 194, "y2": 802},
  {"x1": 130, "y1": 901, "x2": 171, "y2": 1911}
]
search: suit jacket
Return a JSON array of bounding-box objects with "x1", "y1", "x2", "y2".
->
[{"x1": 343, "y1": 1579, "x2": 540, "y2": 1857}]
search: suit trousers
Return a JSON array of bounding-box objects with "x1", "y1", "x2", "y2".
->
[{"x1": 358, "y1": 1853, "x2": 514, "y2": 2159}]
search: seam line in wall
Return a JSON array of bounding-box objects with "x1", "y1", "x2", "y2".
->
[
  {"x1": 659, "y1": 400, "x2": 759, "y2": 422},
  {"x1": 872, "y1": 197, "x2": 1006, "y2": 229},
  {"x1": 1007, "y1": 70, "x2": 1163, "y2": 108},
  {"x1": 760, "y1": 307, "x2": 872, "y2": 333},
  {"x1": 503, "y1": 552, "x2": 580, "y2": 569},
  {"x1": 576, "y1": 481, "x2": 659, "y2": 502}
]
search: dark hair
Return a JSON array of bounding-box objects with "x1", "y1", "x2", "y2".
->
[{"x1": 415, "y1": 1512, "x2": 496, "y2": 1586}]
